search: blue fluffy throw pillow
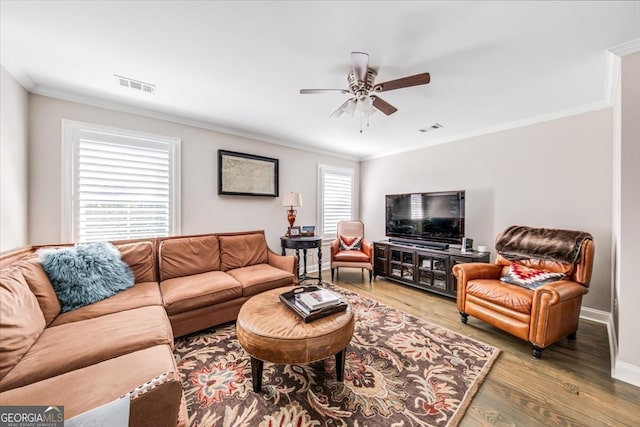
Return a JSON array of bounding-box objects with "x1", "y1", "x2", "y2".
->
[{"x1": 39, "y1": 242, "x2": 134, "y2": 312}]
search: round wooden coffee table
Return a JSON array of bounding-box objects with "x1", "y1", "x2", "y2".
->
[{"x1": 236, "y1": 286, "x2": 354, "y2": 392}]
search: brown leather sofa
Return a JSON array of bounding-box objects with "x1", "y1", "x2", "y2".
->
[
  {"x1": 453, "y1": 225, "x2": 595, "y2": 358},
  {"x1": 0, "y1": 230, "x2": 296, "y2": 425}
]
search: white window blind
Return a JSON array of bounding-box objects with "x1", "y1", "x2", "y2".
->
[
  {"x1": 410, "y1": 193, "x2": 422, "y2": 219},
  {"x1": 62, "y1": 120, "x2": 181, "y2": 242},
  {"x1": 319, "y1": 165, "x2": 354, "y2": 239}
]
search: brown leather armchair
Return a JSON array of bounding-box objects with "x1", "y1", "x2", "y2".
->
[
  {"x1": 330, "y1": 221, "x2": 373, "y2": 282},
  {"x1": 453, "y1": 225, "x2": 595, "y2": 358}
]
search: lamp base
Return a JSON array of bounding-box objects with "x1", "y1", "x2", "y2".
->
[{"x1": 287, "y1": 208, "x2": 297, "y2": 228}]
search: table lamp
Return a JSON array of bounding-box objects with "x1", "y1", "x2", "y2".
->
[{"x1": 282, "y1": 192, "x2": 302, "y2": 227}]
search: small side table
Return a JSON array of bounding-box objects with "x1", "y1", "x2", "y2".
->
[{"x1": 280, "y1": 236, "x2": 322, "y2": 284}]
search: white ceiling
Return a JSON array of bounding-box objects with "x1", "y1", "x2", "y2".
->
[{"x1": 1, "y1": 1, "x2": 639, "y2": 159}]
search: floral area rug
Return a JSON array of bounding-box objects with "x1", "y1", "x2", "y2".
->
[{"x1": 173, "y1": 284, "x2": 500, "y2": 427}]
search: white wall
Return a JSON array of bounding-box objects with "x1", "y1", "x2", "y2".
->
[
  {"x1": 0, "y1": 66, "x2": 29, "y2": 251},
  {"x1": 361, "y1": 108, "x2": 613, "y2": 312},
  {"x1": 614, "y1": 51, "x2": 640, "y2": 386},
  {"x1": 28, "y1": 94, "x2": 359, "y2": 253}
]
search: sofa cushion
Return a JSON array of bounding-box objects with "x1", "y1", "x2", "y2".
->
[
  {"x1": 0, "y1": 268, "x2": 46, "y2": 381},
  {"x1": 15, "y1": 258, "x2": 61, "y2": 326},
  {"x1": 115, "y1": 241, "x2": 156, "y2": 283},
  {"x1": 50, "y1": 282, "x2": 163, "y2": 326},
  {"x1": 158, "y1": 235, "x2": 220, "y2": 281},
  {"x1": 219, "y1": 233, "x2": 268, "y2": 271},
  {"x1": 333, "y1": 250, "x2": 370, "y2": 263},
  {"x1": 466, "y1": 279, "x2": 533, "y2": 314},
  {"x1": 0, "y1": 305, "x2": 172, "y2": 392},
  {"x1": 39, "y1": 242, "x2": 135, "y2": 312},
  {"x1": 160, "y1": 271, "x2": 242, "y2": 315},
  {"x1": 227, "y1": 264, "x2": 295, "y2": 297},
  {"x1": 500, "y1": 262, "x2": 567, "y2": 289},
  {"x1": 0, "y1": 345, "x2": 179, "y2": 420}
]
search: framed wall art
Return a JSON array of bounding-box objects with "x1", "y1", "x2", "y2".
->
[{"x1": 218, "y1": 150, "x2": 279, "y2": 197}]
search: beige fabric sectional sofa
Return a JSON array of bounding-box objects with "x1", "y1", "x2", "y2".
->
[{"x1": 0, "y1": 230, "x2": 297, "y2": 426}]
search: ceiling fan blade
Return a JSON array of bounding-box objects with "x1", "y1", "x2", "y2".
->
[
  {"x1": 330, "y1": 99, "x2": 349, "y2": 118},
  {"x1": 371, "y1": 95, "x2": 398, "y2": 115},
  {"x1": 351, "y1": 52, "x2": 369, "y2": 83},
  {"x1": 300, "y1": 88, "x2": 351, "y2": 94},
  {"x1": 374, "y1": 72, "x2": 431, "y2": 92},
  {"x1": 330, "y1": 99, "x2": 356, "y2": 118}
]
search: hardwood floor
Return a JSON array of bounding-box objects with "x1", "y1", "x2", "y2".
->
[{"x1": 329, "y1": 270, "x2": 640, "y2": 426}]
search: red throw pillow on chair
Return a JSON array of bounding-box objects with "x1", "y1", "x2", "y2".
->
[
  {"x1": 339, "y1": 235, "x2": 362, "y2": 251},
  {"x1": 500, "y1": 262, "x2": 566, "y2": 289}
]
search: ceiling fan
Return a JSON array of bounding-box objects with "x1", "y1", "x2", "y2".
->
[{"x1": 300, "y1": 52, "x2": 430, "y2": 131}]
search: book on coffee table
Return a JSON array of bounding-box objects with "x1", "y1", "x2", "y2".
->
[
  {"x1": 296, "y1": 289, "x2": 341, "y2": 311},
  {"x1": 280, "y1": 286, "x2": 347, "y2": 323}
]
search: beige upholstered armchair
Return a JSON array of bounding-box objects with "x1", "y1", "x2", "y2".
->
[
  {"x1": 453, "y1": 225, "x2": 595, "y2": 358},
  {"x1": 330, "y1": 221, "x2": 373, "y2": 282}
]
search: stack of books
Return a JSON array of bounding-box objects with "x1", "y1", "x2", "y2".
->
[
  {"x1": 280, "y1": 286, "x2": 347, "y2": 322},
  {"x1": 295, "y1": 289, "x2": 342, "y2": 313}
]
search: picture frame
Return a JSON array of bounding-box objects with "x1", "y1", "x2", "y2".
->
[
  {"x1": 288, "y1": 226, "x2": 301, "y2": 238},
  {"x1": 218, "y1": 150, "x2": 279, "y2": 197},
  {"x1": 301, "y1": 225, "x2": 315, "y2": 237}
]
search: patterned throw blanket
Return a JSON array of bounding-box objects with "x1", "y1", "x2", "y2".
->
[{"x1": 495, "y1": 225, "x2": 592, "y2": 264}]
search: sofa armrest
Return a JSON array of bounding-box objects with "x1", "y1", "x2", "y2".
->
[
  {"x1": 330, "y1": 239, "x2": 340, "y2": 258},
  {"x1": 529, "y1": 280, "x2": 589, "y2": 347},
  {"x1": 453, "y1": 263, "x2": 503, "y2": 311},
  {"x1": 532, "y1": 280, "x2": 588, "y2": 305},
  {"x1": 267, "y1": 248, "x2": 298, "y2": 285},
  {"x1": 362, "y1": 240, "x2": 373, "y2": 259},
  {"x1": 127, "y1": 371, "x2": 184, "y2": 427}
]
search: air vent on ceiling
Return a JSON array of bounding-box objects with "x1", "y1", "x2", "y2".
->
[
  {"x1": 418, "y1": 123, "x2": 443, "y2": 133},
  {"x1": 114, "y1": 75, "x2": 155, "y2": 94}
]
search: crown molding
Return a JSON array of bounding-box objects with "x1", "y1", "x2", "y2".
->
[
  {"x1": 609, "y1": 38, "x2": 640, "y2": 57},
  {"x1": 365, "y1": 38, "x2": 640, "y2": 162},
  {"x1": 0, "y1": 61, "x2": 35, "y2": 90},
  {"x1": 28, "y1": 85, "x2": 360, "y2": 162},
  {"x1": 363, "y1": 100, "x2": 610, "y2": 161},
  {"x1": 16, "y1": 37, "x2": 640, "y2": 164},
  {"x1": 604, "y1": 38, "x2": 640, "y2": 106}
]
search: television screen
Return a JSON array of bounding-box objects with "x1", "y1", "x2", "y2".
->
[{"x1": 385, "y1": 191, "x2": 465, "y2": 244}]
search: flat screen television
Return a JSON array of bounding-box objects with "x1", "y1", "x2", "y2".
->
[{"x1": 385, "y1": 191, "x2": 465, "y2": 246}]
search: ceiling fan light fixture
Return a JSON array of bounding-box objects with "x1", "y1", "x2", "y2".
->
[
  {"x1": 356, "y1": 95, "x2": 375, "y2": 113},
  {"x1": 300, "y1": 51, "x2": 430, "y2": 132}
]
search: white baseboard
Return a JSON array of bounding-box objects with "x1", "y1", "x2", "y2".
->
[
  {"x1": 579, "y1": 307, "x2": 618, "y2": 372},
  {"x1": 613, "y1": 360, "x2": 640, "y2": 388},
  {"x1": 579, "y1": 306, "x2": 611, "y2": 323},
  {"x1": 579, "y1": 307, "x2": 618, "y2": 371},
  {"x1": 566, "y1": 308, "x2": 640, "y2": 387}
]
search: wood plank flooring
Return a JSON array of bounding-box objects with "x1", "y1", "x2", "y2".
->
[{"x1": 329, "y1": 270, "x2": 640, "y2": 426}]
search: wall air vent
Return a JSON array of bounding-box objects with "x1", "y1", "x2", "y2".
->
[
  {"x1": 114, "y1": 75, "x2": 155, "y2": 94},
  {"x1": 418, "y1": 123, "x2": 443, "y2": 133}
]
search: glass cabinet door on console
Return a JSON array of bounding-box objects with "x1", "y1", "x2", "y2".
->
[
  {"x1": 417, "y1": 252, "x2": 448, "y2": 292},
  {"x1": 372, "y1": 240, "x2": 490, "y2": 299},
  {"x1": 374, "y1": 243, "x2": 389, "y2": 277},
  {"x1": 389, "y1": 248, "x2": 415, "y2": 283}
]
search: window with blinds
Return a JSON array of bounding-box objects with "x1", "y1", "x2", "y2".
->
[
  {"x1": 318, "y1": 165, "x2": 355, "y2": 239},
  {"x1": 62, "y1": 120, "x2": 181, "y2": 242}
]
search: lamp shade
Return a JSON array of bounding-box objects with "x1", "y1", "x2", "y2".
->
[{"x1": 282, "y1": 192, "x2": 302, "y2": 208}]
